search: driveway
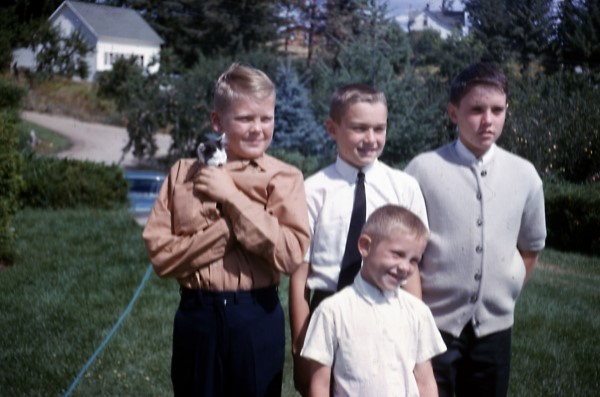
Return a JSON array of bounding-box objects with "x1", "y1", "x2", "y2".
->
[
  {"x1": 21, "y1": 111, "x2": 171, "y2": 168},
  {"x1": 21, "y1": 111, "x2": 172, "y2": 225}
]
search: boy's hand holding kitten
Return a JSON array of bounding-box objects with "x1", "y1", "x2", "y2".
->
[{"x1": 194, "y1": 135, "x2": 237, "y2": 204}]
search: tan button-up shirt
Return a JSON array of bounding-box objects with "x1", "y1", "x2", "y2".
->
[{"x1": 142, "y1": 155, "x2": 310, "y2": 291}]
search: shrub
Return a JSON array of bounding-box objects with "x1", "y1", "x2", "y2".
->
[
  {"x1": 544, "y1": 181, "x2": 600, "y2": 255},
  {"x1": 0, "y1": 110, "x2": 23, "y2": 265},
  {"x1": 267, "y1": 148, "x2": 327, "y2": 178},
  {"x1": 20, "y1": 155, "x2": 128, "y2": 209},
  {"x1": 502, "y1": 71, "x2": 600, "y2": 183},
  {"x1": 0, "y1": 78, "x2": 25, "y2": 110}
]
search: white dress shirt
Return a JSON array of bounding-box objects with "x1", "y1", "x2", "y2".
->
[{"x1": 305, "y1": 156, "x2": 428, "y2": 291}]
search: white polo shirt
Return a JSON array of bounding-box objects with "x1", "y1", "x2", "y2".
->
[{"x1": 301, "y1": 274, "x2": 446, "y2": 397}]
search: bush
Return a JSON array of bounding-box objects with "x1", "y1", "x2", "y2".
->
[
  {"x1": 268, "y1": 148, "x2": 327, "y2": 178},
  {"x1": 544, "y1": 181, "x2": 600, "y2": 255},
  {"x1": 502, "y1": 71, "x2": 600, "y2": 183},
  {"x1": 0, "y1": 78, "x2": 25, "y2": 110},
  {"x1": 20, "y1": 155, "x2": 128, "y2": 209},
  {"x1": 0, "y1": 110, "x2": 24, "y2": 265}
]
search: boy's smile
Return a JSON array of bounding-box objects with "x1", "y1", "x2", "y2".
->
[
  {"x1": 358, "y1": 228, "x2": 427, "y2": 292},
  {"x1": 327, "y1": 102, "x2": 387, "y2": 169},
  {"x1": 448, "y1": 85, "x2": 507, "y2": 158},
  {"x1": 211, "y1": 95, "x2": 275, "y2": 161}
]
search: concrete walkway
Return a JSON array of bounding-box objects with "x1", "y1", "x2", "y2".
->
[{"x1": 21, "y1": 111, "x2": 171, "y2": 168}]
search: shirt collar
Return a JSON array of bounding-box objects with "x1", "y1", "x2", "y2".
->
[
  {"x1": 226, "y1": 155, "x2": 267, "y2": 172},
  {"x1": 454, "y1": 139, "x2": 496, "y2": 166},
  {"x1": 353, "y1": 272, "x2": 398, "y2": 305},
  {"x1": 335, "y1": 156, "x2": 376, "y2": 183}
]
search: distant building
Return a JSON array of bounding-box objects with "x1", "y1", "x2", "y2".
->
[
  {"x1": 407, "y1": 4, "x2": 468, "y2": 39},
  {"x1": 13, "y1": 0, "x2": 163, "y2": 81}
]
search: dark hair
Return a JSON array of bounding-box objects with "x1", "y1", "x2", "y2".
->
[
  {"x1": 449, "y1": 63, "x2": 508, "y2": 105},
  {"x1": 329, "y1": 83, "x2": 387, "y2": 123}
]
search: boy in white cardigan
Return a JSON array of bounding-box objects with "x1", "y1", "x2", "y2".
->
[{"x1": 406, "y1": 63, "x2": 546, "y2": 397}]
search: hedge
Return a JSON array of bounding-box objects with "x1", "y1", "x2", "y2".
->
[
  {"x1": 20, "y1": 155, "x2": 128, "y2": 210},
  {"x1": 544, "y1": 181, "x2": 600, "y2": 256}
]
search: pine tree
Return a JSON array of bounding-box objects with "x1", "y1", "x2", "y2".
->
[
  {"x1": 556, "y1": 0, "x2": 600, "y2": 72},
  {"x1": 272, "y1": 60, "x2": 326, "y2": 156},
  {"x1": 508, "y1": 0, "x2": 555, "y2": 72},
  {"x1": 464, "y1": 0, "x2": 512, "y2": 62}
]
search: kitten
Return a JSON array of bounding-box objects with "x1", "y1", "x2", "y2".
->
[{"x1": 197, "y1": 135, "x2": 227, "y2": 167}]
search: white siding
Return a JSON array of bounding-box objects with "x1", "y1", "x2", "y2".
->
[{"x1": 96, "y1": 40, "x2": 160, "y2": 74}]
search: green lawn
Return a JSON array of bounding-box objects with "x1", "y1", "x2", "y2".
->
[
  {"x1": 16, "y1": 120, "x2": 72, "y2": 155},
  {"x1": 0, "y1": 208, "x2": 598, "y2": 396}
]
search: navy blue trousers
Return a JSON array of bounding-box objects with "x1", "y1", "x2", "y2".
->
[
  {"x1": 171, "y1": 287, "x2": 284, "y2": 397},
  {"x1": 433, "y1": 323, "x2": 512, "y2": 397}
]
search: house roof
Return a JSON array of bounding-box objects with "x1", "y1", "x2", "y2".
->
[
  {"x1": 426, "y1": 10, "x2": 465, "y2": 30},
  {"x1": 50, "y1": 0, "x2": 163, "y2": 45},
  {"x1": 408, "y1": 7, "x2": 465, "y2": 31}
]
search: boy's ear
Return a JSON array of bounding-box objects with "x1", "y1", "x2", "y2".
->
[
  {"x1": 210, "y1": 111, "x2": 222, "y2": 132},
  {"x1": 325, "y1": 118, "x2": 338, "y2": 139},
  {"x1": 447, "y1": 102, "x2": 458, "y2": 124},
  {"x1": 358, "y1": 234, "x2": 372, "y2": 258}
]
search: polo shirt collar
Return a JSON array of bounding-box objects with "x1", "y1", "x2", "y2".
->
[
  {"x1": 335, "y1": 156, "x2": 376, "y2": 183},
  {"x1": 454, "y1": 139, "x2": 496, "y2": 167},
  {"x1": 353, "y1": 272, "x2": 398, "y2": 305}
]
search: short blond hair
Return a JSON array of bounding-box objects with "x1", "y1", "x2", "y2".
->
[
  {"x1": 213, "y1": 63, "x2": 275, "y2": 113},
  {"x1": 361, "y1": 205, "x2": 428, "y2": 244},
  {"x1": 329, "y1": 83, "x2": 387, "y2": 123}
]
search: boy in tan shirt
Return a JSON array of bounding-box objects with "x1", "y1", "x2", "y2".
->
[{"x1": 143, "y1": 63, "x2": 310, "y2": 397}]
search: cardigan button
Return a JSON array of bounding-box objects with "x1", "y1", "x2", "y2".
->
[
  {"x1": 475, "y1": 245, "x2": 483, "y2": 253},
  {"x1": 470, "y1": 295, "x2": 478, "y2": 303},
  {"x1": 476, "y1": 192, "x2": 482, "y2": 200},
  {"x1": 474, "y1": 273, "x2": 482, "y2": 281},
  {"x1": 477, "y1": 218, "x2": 483, "y2": 226},
  {"x1": 481, "y1": 170, "x2": 487, "y2": 177}
]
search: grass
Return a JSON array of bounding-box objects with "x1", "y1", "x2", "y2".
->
[
  {"x1": 16, "y1": 120, "x2": 72, "y2": 155},
  {"x1": 1, "y1": 208, "x2": 598, "y2": 396},
  {"x1": 22, "y1": 77, "x2": 121, "y2": 125}
]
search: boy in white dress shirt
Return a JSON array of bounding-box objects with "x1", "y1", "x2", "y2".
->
[
  {"x1": 288, "y1": 83, "x2": 428, "y2": 395},
  {"x1": 301, "y1": 205, "x2": 446, "y2": 397}
]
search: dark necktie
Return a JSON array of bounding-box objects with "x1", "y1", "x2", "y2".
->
[{"x1": 337, "y1": 171, "x2": 366, "y2": 291}]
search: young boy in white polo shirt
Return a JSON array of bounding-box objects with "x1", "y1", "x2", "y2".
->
[{"x1": 301, "y1": 205, "x2": 446, "y2": 397}]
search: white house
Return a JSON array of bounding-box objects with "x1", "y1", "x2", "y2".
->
[
  {"x1": 407, "y1": 5, "x2": 468, "y2": 39},
  {"x1": 14, "y1": 0, "x2": 163, "y2": 80}
]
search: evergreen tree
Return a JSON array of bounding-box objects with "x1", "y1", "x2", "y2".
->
[
  {"x1": 555, "y1": 0, "x2": 600, "y2": 72},
  {"x1": 126, "y1": 0, "x2": 281, "y2": 68},
  {"x1": 272, "y1": 60, "x2": 326, "y2": 156},
  {"x1": 508, "y1": 0, "x2": 555, "y2": 72},
  {"x1": 464, "y1": 0, "x2": 512, "y2": 62}
]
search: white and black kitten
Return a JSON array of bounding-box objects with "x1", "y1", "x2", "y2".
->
[{"x1": 197, "y1": 135, "x2": 227, "y2": 166}]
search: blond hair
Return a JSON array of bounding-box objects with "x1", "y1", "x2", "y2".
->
[
  {"x1": 213, "y1": 63, "x2": 275, "y2": 113},
  {"x1": 362, "y1": 205, "x2": 428, "y2": 244},
  {"x1": 329, "y1": 83, "x2": 387, "y2": 123}
]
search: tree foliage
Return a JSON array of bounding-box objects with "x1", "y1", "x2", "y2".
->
[
  {"x1": 272, "y1": 59, "x2": 326, "y2": 156},
  {"x1": 555, "y1": 0, "x2": 600, "y2": 72},
  {"x1": 464, "y1": 0, "x2": 554, "y2": 70},
  {"x1": 0, "y1": 79, "x2": 25, "y2": 265},
  {"x1": 124, "y1": 0, "x2": 281, "y2": 69},
  {"x1": 31, "y1": 22, "x2": 91, "y2": 79}
]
